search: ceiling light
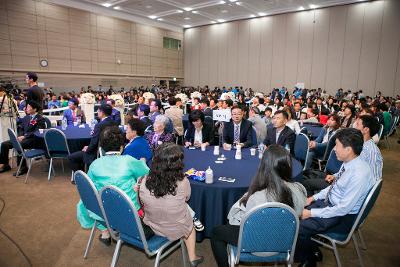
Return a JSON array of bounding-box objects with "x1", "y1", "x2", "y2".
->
[
  {"x1": 145, "y1": 5, "x2": 152, "y2": 9},
  {"x1": 217, "y1": 19, "x2": 225, "y2": 23},
  {"x1": 229, "y1": 0, "x2": 237, "y2": 2},
  {"x1": 183, "y1": 25, "x2": 192, "y2": 28},
  {"x1": 183, "y1": 7, "x2": 193, "y2": 11},
  {"x1": 250, "y1": 14, "x2": 256, "y2": 18},
  {"x1": 298, "y1": 6, "x2": 305, "y2": 10},
  {"x1": 102, "y1": 3, "x2": 112, "y2": 7},
  {"x1": 157, "y1": 18, "x2": 163, "y2": 21},
  {"x1": 221, "y1": 10, "x2": 228, "y2": 13},
  {"x1": 113, "y1": 6, "x2": 120, "y2": 10},
  {"x1": 177, "y1": 10, "x2": 184, "y2": 13},
  {"x1": 309, "y1": 4, "x2": 318, "y2": 9},
  {"x1": 192, "y1": 10, "x2": 198, "y2": 14},
  {"x1": 219, "y1": 1, "x2": 226, "y2": 4},
  {"x1": 184, "y1": 17, "x2": 191, "y2": 20},
  {"x1": 258, "y1": 12, "x2": 267, "y2": 16},
  {"x1": 235, "y1": 2, "x2": 241, "y2": 5},
  {"x1": 210, "y1": 20, "x2": 217, "y2": 24},
  {"x1": 148, "y1": 15, "x2": 157, "y2": 19}
]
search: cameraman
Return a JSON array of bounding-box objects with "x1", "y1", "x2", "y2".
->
[{"x1": 24, "y1": 72, "x2": 44, "y2": 109}]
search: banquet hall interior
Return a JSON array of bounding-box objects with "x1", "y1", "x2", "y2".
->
[{"x1": 0, "y1": 0, "x2": 399, "y2": 266}]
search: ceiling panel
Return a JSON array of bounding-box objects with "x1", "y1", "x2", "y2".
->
[{"x1": 55, "y1": 0, "x2": 372, "y2": 30}]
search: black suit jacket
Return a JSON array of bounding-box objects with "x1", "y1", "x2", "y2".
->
[
  {"x1": 263, "y1": 126, "x2": 296, "y2": 153},
  {"x1": 184, "y1": 124, "x2": 214, "y2": 144},
  {"x1": 20, "y1": 114, "x2": 47, "y2": 139},
  {"x1": 85, "y1": 116, "x2": 117, "y2": 158},
  {"x1": 223, "y1": 119, "x2": 254, "y2": 148},
  {"x1": 203, "y1": 107, "x2": 213, "y2": 118},
  {"x1": 25, "y1": 85, "x2": 44, "y2": 108}
]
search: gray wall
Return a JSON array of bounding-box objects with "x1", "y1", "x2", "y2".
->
[{"x1": 184, "y1": 0, "x2": 400, "y2": 96}]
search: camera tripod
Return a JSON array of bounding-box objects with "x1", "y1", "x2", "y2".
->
[{"x1": 0, "y1": 91, "x2": 19, "y2": 133}]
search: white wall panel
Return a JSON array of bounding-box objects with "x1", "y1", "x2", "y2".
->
[
  {"x1": 271, "y1": 15, "x2": 286, "y2": 88},
  {"x1": 283, "y1": 13, "x2": 301, "y2": 89},
  {"x1": 258, "y1": 17, "x2": 273, "y2": 92},
  {"x1": 297, "y1": 11, "x2": 314, "y2": 88}
]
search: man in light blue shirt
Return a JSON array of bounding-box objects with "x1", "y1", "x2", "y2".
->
[
  {"x1": 295, "y1": 128, "x2": 374, "y2": 266},
  {"x1": 353, "y1": 115, "x2": 383, "y2": 182}
]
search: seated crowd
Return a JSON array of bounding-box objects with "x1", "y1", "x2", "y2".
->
[{"x1": 2, "y1": 79, "x2": 399, "y2": 267}]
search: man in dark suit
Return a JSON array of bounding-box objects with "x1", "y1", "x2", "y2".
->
[
  {"x1": 316, "y1": 97, "x2": 329, "y2": 115},
  {"x1": 222, "y1": 107, "x2": 254, "y2": 149},
  {"x1": 200, "y1": 98, "x2": 213, "y2": 118},
  {"x1": 68, "y1": 104, "x2": 117, "y2": 173},
  {"x1": 263, "y1": 110, "x2": 296, "y2": 153},
  {"x1": 0, "y1": 101, "x2": 46, "y2": 175},
  {"x1": 24, "y1": 72, "x2": 44, "y2": 109},
  {"x1": 293, "y1": 102, "x2": 302, "y2": 120},
  {"x1": 108, "y1": 99, "x2": 121, "y2": 125}
]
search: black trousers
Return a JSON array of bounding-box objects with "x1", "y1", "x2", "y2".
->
[
  {"x1": 0, "y1": 139, "x2": 35, "y2": 169},
  {"x1": 301, "y1": 178, "x2": 330, "y2": 197},
  {"x1": 210, "y1": 224, "x2": 240, "y2": 267},
  {"x1": 294, "y1": 200, "x2": 357, "y2": 262}
]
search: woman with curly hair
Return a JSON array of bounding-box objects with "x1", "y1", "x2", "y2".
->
[{"x1": 139, "y1": 143, "x2": 203, "y2": 266}]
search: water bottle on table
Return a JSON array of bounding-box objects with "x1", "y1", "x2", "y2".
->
[
  {"x1": 61, "y1": 117, "x2": 67, "y2": 130},
  {"x1": 205, "y1": 166, "x2": 213, "y2": 184}
]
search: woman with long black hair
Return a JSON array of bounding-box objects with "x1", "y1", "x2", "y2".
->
[{"x1": 210, "y1": 145, "x2": 306, "y2": 267}]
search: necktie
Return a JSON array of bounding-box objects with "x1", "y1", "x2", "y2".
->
[
  {"x1": 325, "y1": 166, "x2": 345, "y2": 204},
  {"x1": 234, "y1": 124, "x2": 240, "y2": 143}
]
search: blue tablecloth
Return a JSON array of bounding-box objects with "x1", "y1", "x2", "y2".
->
[
  {"x1": 34, "y1": 125, "x2": 93, "y2": 153},
  {"x1": 184, "y1": 147, "x2": 303, "y2": 240}
]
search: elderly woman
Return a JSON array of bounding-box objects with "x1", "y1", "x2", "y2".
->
[
  {"x1": 123, "y1": 118, "x2": 152, "y2": 163},
  {"x1": 145, "y1": 115, "x2": 174, "y2": 151},
  {"x1": 76, "y1": 126, "x2": 150, "y2": 245},
  {"x1": 139, "y1": 143, "x2": 203, "y2": 266},
  {"x1": 184, "y1": 110, "x2": 213, "y2": 148}
]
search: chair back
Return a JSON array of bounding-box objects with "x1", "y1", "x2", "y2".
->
[
  {"x1": 204, "y1": 116, "x2": 214, "y2": 128},
  {"x1": 44, "y1": 128, "x2": 70, "y2": 157},
  {"x1": 388, "y1": 116, "x2": 399, "y2": 136},
  {"x1": 338, "y1": 180, "x2": 383, "y2": 244},
  {"x1": 98, "y1": 146, "x2": 105, "y2": 157},
  {"x1": 321, "y1": 133, "x2": 337, "y2": 161},
  {"x1": 294, "y1": 133, "x2": 310, "y2": 169},
  {"x1": 74, "y1": 171, "x2": 104, "y2": 220},
  {"x1": 251, "y1": 126, "x2": 257, "y2": 146},
  {"x1": 324, "y1": 150, "x2": 343, "y2": 174},
  {"x1": 235, "y1": 203, "x2": 299, "y2": 264},
  {"x1": 100, "y1": 185, "x2": 151, "y2": 254},
  {"x1": 7, "y1": 128, "x2": 25, "y2": 157},
  {"x1": 377, "y1": 124, "x2": 384, "y2": 141},
  {"x1": 44, "y1": 117, "x2": 52, "y2": 129}
]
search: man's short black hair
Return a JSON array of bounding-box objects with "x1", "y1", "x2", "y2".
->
[
  {"x1": 274, "y1": 110, "x2": 288, "y2": 120},
  {"x1": 359, "y1": 115, "x2": 380, "y2": 137},
  {"x1": 152, "y1": 99, "x2": 162, "y2": 110},
  {"x1": 138, "y1": 104, "x2": 150, "y2": 116},
  {"x1": 189, "y1": 109, "x2": 205, "y2": 123},
  {"x1": 127, "y1": 118, "x2": 145, "y2": 136},
  {"x1": 335, "y1": 128, "x2": 364, "y2": 155},
  {"x1": 26, "y1": 72, "x2": 38, "y2": 82},
  {"x1": 98, "y1": 104, "x2": 113, "y2": 116},
  {"x1": 168, "y1": 97, "x2": 177, "y2": 106},
  {"x1": 27, "y1": 100, "x2": 42, "y2": 111},
  {"x1": 224, "y1": 99, "x2": 233, "y2": 107},
  {"x1": 200, "y1": 98, "x2": 210, "y2": 106},
  {"x1": 265, "y1": 107, "x2": 273, "y2": 113}
]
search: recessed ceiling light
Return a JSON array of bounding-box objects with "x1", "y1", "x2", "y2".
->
[
  {"x1": 217, "y1": 19, "x2": 225, "y2": 23},
  {"x1": 184, "y1": 17, "x2": 191, "y2": 20},
  {"x1": 177, "y1": 10, "x2": 184, "y2": 13},
  {"x1": 235, "y1": 2, "x2": 241, "y2": 5},
  {"x1": 221, "y1": 10, "x2": 228, "y2": 13},
  {"x1": 113, "y1": 6, "x2": 120, "y2": 10},
  {"x1": 183, "y1": 25, "x2": 192, "y2": 28},
  {"x1": 192, "y1": 10, "x2": 198, "y2": 14},
  {"x1": 229, "y1": 0, "x2": 237, "y2": 2},
  {"x1": 102, "y1": 3, "x2": 112, "y2": 7},
  {"x1": 258, "y1": 12, "x2": 267, "y2": 16},
  {"x1": 157, "y1": 18, "x2": 163, "y2": 21},
  {"x1": 210, "y1": 20, "x2": 217, "y2": 23},
  {"x1": 145, "y1": 5, "x2": 152, "y2": 9},
  {"x1": 298, "y1": 6, "x2": 305, "y2": 11},
  {"x1": 250, "y1": 14, "x2": 256, "y2": 18},
  {"x1": 148, "y1": 15, "x2": 157, "y2": 19},
  {"x1": 309, "y1": 4, "x2": 318, "y2": 9},
  {"x1": 183, "y1": 7, "x2": 193, "y2": 11},
  {"x1": 219, "y1": 1, "x2": 226, "y2": 4}
]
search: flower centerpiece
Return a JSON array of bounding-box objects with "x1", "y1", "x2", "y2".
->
[
  {"x1": 190, "y1": 91, "x2": 202, "y2": 100},
  {"x1": 220, "y1": 92, "x2": 235, "y2": 101},
  {"x1": 143, "y1": 92, "x2": 155, "y2": 105},
  {"x1": 175, "y1": 93, "x2": 189, "y2": 103},
  {"x1": 80, "y1": 93, "x2": 95, "y2": 123}
]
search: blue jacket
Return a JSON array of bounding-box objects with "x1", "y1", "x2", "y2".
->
[
  {"x1": 122, "y1": 136, "x2": 152, "y2": 163},
  {"x1": 111, "y1": 108, "x2": 121, "y2": 125},
  {"x1": 63, "y1": 108, "x2": 86, "y2": 125}
]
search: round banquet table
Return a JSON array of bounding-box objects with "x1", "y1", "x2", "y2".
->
[
  {"x1": 183, "y1": 146, "x2": 303, "y2": 241},
  {"x1": 34, "y1": 125, "x2": 93, "y2": 153}
]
